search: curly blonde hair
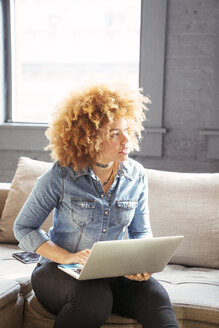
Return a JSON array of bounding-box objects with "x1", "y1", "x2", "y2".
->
[{"x1": 45, "y1": 78, "x2": 150, "y2": 169}]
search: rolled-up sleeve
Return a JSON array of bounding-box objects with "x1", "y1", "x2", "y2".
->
[
  {"x1": 13, "y1": 162, "x2": 63, "y2": 252},
  {"x1": 128, "y1": 171, "x2": 153, "y2": 239}
]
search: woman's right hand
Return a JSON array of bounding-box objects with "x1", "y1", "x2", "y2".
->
[
  {"x1": 36, "y1": 240, "x2": 91, "y2": 265},
  {"x1": 63, "y1": 249, "x2": 91, "y2": 266}
]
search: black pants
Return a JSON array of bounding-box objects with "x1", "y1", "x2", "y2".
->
[{"x1": 31, "y1": 262, "x2": 179, "y2": 328}]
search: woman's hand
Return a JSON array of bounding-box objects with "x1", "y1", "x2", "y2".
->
[
  {"x1": 63, "y1": 249, "x2": 91, "y2": 266},
  {"x1": 36, "y1": 241, "x2": 91, "y2": 265},
  {"x1": 125, "y1": 272, "x2": 152, "y2": 282}
]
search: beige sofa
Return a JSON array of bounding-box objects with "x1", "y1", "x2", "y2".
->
[{"x1": 0, "y1": 157, "x2": 219, "y2": 328}]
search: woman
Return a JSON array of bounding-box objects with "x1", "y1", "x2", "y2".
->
[{"x1": 14, "y1": 79, "x2": 179, "y2": 328}]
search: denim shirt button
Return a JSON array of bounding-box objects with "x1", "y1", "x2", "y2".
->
[
  {"x1": 117, "y1": 170, "x2": 124, "y2": 177},
  {"x1": 104, "y1": 210, "x2": 109, "y2": 215},
  {"x1": 100, "y1": 194, "x2": 105, "y2": 198},
  {"x1": 102, "y1": 228, "x2": 106, "y2": 233}
]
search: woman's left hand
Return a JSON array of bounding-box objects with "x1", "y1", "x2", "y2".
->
[{"x1": 125, "y1": 272, "x2": 152, "y2": 281}]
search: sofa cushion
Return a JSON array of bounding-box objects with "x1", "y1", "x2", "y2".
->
[
  {"x1": 0, "y1": 261, "x2": 34, "y2": 296},
  {"x1": 153, "y1": 265, "x2": 219, "y2": 326},
  {"x1": 147, "y1": 169, "x2": 219, "y2": 269},
  {"x1": 0, "y1": 279, "x2": 23, "y2": 328},
  {"x1": 0, "y1": 243, "x2": 19, "y2": 260},
  {"x1": 0, "y1": 157, "x2": 53, "y2": 243},
  {"x1": 0, "y1": 279, "x2": 20, "y2": 309},
  {"x1": 0, "y1": 183, "x2": 10, "y2": 217},
  {"x1": 0, "y1": 244, "x2": 35, "y2": 296},
  {"x1": 166, "y1": 283, "x2": 219, "y2": 327}
]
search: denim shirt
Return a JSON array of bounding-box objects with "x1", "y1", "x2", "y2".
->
[{"x1": 13, "y1": 158, "x2": 152, "y2": 264}]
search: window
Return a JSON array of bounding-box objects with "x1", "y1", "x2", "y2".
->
[
  {"x1": 7, "y1": 0, "x2": 141, "y2": 123},
  {"x1": 1, "y1": 0, "x2": 168, "y2": 158}
]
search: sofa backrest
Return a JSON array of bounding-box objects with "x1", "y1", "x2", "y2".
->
[
  {"x1": 0, "y1": 157, "x2": 218, "y2": 269},
  {"x1": 147, "y1": 168, "x2": 219, "y2": 269}
]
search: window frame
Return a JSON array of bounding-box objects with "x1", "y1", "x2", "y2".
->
[
  {"x1": 0, "y1": 0, "x2": 168, "y2": 157},
  {"x1": 2, "y1": 0, "x2": 13, "y2": 123}
]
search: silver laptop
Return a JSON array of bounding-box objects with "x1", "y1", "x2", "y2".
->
[{"x1": 58, "y1": 235, "x2": 184, "y2": 280}]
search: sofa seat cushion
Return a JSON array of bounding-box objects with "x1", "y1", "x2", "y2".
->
[
  {"x1": 24, "y1": 293, "x2": 142, "y2": 328},
  {"x1": 0, "y1": 278, "x2": 20, "y2": 310},
  {"x1": 153, "y1": 264, "x2": 219, "y2": 286},
  {"x1": 0, "y1": 278, "x2": 23, "y2": 328},
  {"x1": 0, "y1": 244, "x2": 35, "y2": 296},
  {"x1": 154, "y1": 265, "x2": 219, "y2": 326},
  {"x1": 0, "y1": 243, "x2": 19, "y2": 260}
]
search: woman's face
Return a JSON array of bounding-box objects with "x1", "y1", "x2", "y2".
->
[{"x1": 97, "y1": 118, "x2": 130, "y2": 164}]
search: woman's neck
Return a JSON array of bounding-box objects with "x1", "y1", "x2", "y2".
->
[
  {"x1": 92, "y1": 162, "x2": 118, "y2": 192},
  {"x1": 95, "y1": 161, "x2": 113, "y2": 168},
  {"x1": 92, "y1": 162, "x2": 114, "y2": 180}
]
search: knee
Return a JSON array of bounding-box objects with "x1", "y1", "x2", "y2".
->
[
  {"x1": 74, "y1": 280, "x2": 113, "y2": 325},
  {"x1": 79, "y1": 300, "x2": 111, "y2": 326},
  {"x1": 147, "y1": 278, "x2": 172, "y2": 308}
]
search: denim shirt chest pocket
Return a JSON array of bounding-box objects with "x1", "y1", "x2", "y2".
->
[
  {"x1": 71, "y1": 199, "x2": 96, "y2": 227},
  {"x1": 116, "y1": 200, "x2": 138, "y2": 226}
]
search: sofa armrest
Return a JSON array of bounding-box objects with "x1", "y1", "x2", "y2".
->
[{"x1": 0, "y1": 183, "x2": 11, "y2": 217}]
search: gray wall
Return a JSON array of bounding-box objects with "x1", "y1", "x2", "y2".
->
[
  {"x1": 1, "y1": 0, "x2": 219, "y2": 182},
  {"x1": 136, "y1": 0, "x2": 219, "y2": 173}
]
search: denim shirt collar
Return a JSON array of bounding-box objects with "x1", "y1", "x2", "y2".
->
[{"x1": 73, "y1": 160, "x2": 134, "y2": 181}]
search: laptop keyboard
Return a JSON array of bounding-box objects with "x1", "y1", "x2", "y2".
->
[{"x1": 72, "y1": 268, "x2": 82, "y2": 274}]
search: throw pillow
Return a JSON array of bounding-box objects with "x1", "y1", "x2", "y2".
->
[
  {"x1": 0, "y1": 157, "x2": 53, "y2": 243},
  {"x1": 147, "y1": 168, "x2": 219, "y2": 269}
]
